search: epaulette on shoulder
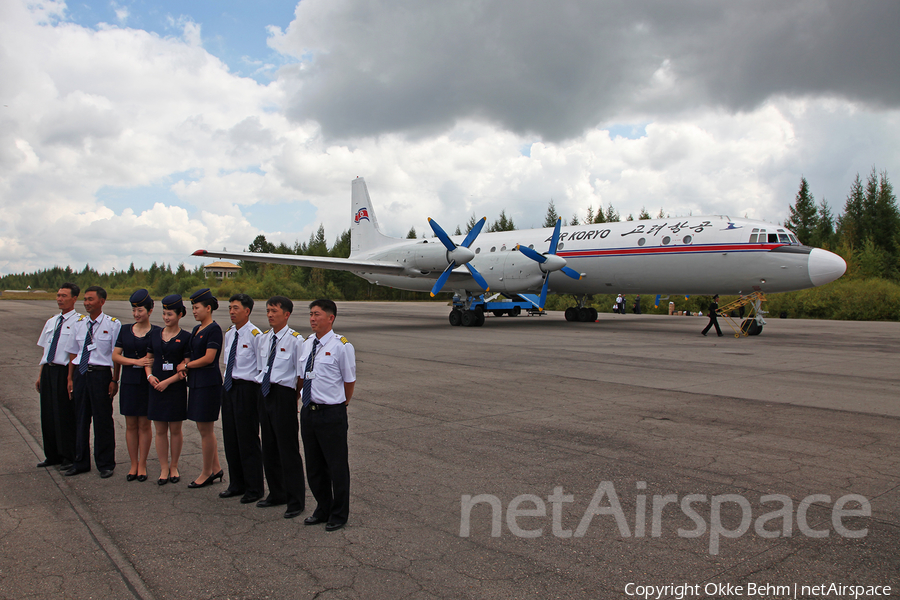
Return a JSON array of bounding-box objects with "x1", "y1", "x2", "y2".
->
[
  {"x1": 227, "y1": 324, "x2": 235, "y2": 331},
  {"x1": 291, "y1": 331, "x2": 302, "y2": 337},
  {"x1": 251, "y1": 328, "x2": 260, "y2": 337},
  {"x1": 109, "y1": 316, "x2": 119, "y2": 322},
  {"x1": 263, "y1": 328, "x2": 271, "y2": 334},
  {"x1": 339, "y1": 336, "x2": 349, "y2": 345},
  {"x1": 77, "y1": 315, "x2": 86, "y2": 321}
]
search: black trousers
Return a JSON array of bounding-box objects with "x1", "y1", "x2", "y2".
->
[
  {"x1": 39, "y1": 364, "x2": 76, "y2": 464},
  {"x1": 72, "y1": 368, "x2": 116, "y2": 472},
  {"x1": 221, "y1": 380, "x2": 264, "y2": 497},
  {"x1": 702, "y1": 314, "x2": 722, "y2": 336},
  {"x1": 259, "y1": 384, "x2": 305, "y2": 512},
  {"x1": 301, "y1": 403, "x2": 349, "y2": 525}
]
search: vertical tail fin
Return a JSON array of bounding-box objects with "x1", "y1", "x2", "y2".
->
[{"x1": 350, "y1": 177, "x2": 395, "y2": 256}]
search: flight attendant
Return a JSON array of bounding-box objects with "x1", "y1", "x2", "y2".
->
[
  {"x1": 179, "y1": 288, "x2": 224, "y2": 488},
  {"x1": 112, "y1": 290, "x2": 159, "y2": 482},
  {"x1": 145, "y1": 294, "x2": 189, "y2": 485}
]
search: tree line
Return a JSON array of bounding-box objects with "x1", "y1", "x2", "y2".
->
[{"x1": 2, "y1": 168, "x2": 898, "y2": 320}]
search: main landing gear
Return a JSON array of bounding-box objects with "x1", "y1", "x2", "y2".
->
[
  {"x1": 564, "y1": 306, "x2": 598, "y2": 322},
  {"x1": 563, "y1": 295, "x2": 597, "y2": 322},
  {"x1": 449, "y1": 307, "x2": 485, "y2": 327}
]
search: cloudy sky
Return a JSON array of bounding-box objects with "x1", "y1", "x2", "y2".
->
[{"x1": 1, "y1": 0, "x2": 898, "y2": 275}]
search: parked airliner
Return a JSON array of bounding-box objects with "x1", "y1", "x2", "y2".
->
[{"x1": 193, "y1": 177, "x2": 847, "y2": 330}]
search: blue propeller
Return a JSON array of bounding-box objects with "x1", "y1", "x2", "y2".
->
[
  {"x1": 515, "y1": 217, "x2": 582, "y2": 308},
  {"x1": 428, "y1": 217, "x2": 490, "y2": 297}
]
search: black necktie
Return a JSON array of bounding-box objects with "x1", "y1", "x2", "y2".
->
[
  {"x1": 78, "y1": 320, "x2": 95, "y2": 374},
  {"x1": 301, "y1": 338, "x2": 319, "y2": 407},
  {"x1": 46, "y1": 315, "x2": 63, "y2": 364},
  {"x1": 261, "y1": 333, "x2": 278, "y2": 397},
  {"x1": 223, "y1": 330, "x2": 239, "y2": 391}
]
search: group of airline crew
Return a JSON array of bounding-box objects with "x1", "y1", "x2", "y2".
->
[{"x1": 35, "y1": 284, "x2": 356, "y2": 530}]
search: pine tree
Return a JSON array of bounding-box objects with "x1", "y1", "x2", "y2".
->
[
  {"x1": 836, "y1": 174, "x2": 865, "y2": 248},
  {"x1": 465, "y1": 214, "x2": 478, "y2": 234},
  {"x1": 585, "y1": 206, "x2": 595, "y2": 224},
  {"x1": 784, "y1": 177, "x2": 818, "y2": 244},
  {"x1": 491, "y1": 210, "x2": 516, "y2": 232},
  {"x1": 638, "y1": 207, "x2": 651, "y2": 220},
  {"x1": 406, "y1": 226, "x2": 417, "y2": 239},
  {"x1": 543, "y1": 200, "x2": 559, "y2": 228},
  {"x1": 811, "y1": 199, "x2": 835, "y2": 249},
  {"x1": 570, "y1": 214, "x2": 579, "y2": 226},
  {"x1": 604, "y1": 204, "x2": 619, "y2": 223}
]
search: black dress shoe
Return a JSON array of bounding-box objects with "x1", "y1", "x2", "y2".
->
[
  {"x1": 283, "y1": 509, "x2": 304, "y2": 519},
  {"x1": 325, "y1": 522, "x2": 345, "y2": 532},
  {"x1": 59, "y1": 462, "x2": 74, "y2": 471},
  {"x1": 37, "y1": 459, "x2": 61, "y2": 468},
  {"x1": 169, "y1": 475, "x2": 180, "y2": 483},
  {"x1": 219, "y1": 489, "x2": 244, "y2": 499},
  {"x1": 256, "y1": 498, "x2": 286, "y2": 508},
  {"x1": 126, "y1": 473, "x2": 137, "y2": 482},
  {"x1": 304, "y1": 515, "x2": 326, "y2": 526},
  {"x1": 99, "y1": 469, "x2": 115, "y2": 479},
  {"x1": 64, "y1": 467, "x2": 89, "y2": 477},
  {"x1": 240, "y1": 494, "x2": 262, "y2": 504},
  {"x1": 137, "y1": 474, "x2": 148, "y2": 482}
]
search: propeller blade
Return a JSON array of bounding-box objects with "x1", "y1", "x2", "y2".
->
[
  {"x1": 548, "y1": 218, "x2": 562, "y2": 255},
  {"x1": 428, "y1": 218, "x2": 456, "y2": 252},
  {"x1": 561, "y1": 266, "x2": 582, "y2": 280},
  {"x1": 461, "y1": 217, "x2": 487, "y2": 248},
  {"x1": 430, "y1": 263, "x2": 455, "y2": 297},
  {"x1": 516, "y1": 244, "x2": 547, "y2": 264},
  {"x1": 538, "y1": 274, "x2": 550, "y2": 310},
  {"x1": 464, "y1": 263, "x2": 489, "y2": 292}
]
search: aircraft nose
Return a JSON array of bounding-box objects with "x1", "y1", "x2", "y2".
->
[{"x1": 808, "y1": 248, "x2": 846, "y2": 287}]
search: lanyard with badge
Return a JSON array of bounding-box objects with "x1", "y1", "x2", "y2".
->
[{"x1": 304, "y1": 338, "x2": 324, "y2": 381}]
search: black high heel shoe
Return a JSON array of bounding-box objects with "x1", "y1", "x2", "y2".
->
[{"x1": 188, "y1": 470, "x2": 224, "y2": 489}]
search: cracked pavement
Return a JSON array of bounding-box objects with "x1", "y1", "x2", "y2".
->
[{"x1": 0, "y1": 300, "x2": 898, "y2": 599}]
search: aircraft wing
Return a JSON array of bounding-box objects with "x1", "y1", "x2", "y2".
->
[{"x1": 192, "y1": 249, "x2": 405, "y2": 275}]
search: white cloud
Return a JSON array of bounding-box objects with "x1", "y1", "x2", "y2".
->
[{"x1": 0, "y1": 0, "x2": 898, "y2": 277}]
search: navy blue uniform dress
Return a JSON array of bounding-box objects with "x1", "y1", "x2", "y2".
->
[
  {"x1": 147, "y1": 328, "x2": 189, "y2": 422},
  {"x1": 115, "y1": 324, "x2": 160, "y2": 417},
  {"x1": 187, "y1": 322, "x2": 223, "y2": 423}
]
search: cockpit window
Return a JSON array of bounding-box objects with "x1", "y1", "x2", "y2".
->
[
  {"x1": 768, "y1": 233, "x2": 778, "y2": 243},
  {"x1": 778, "y1": 233, "x2": 790, "y2": 243},
  {"x1": 749, "y1": 233, "x2": 758, "y2": 243},
  {"x1": 789, "y1": 234, "x2": 798, "y2": 244}
]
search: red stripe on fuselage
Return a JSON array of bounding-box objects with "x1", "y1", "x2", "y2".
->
[{"x1": 557, "y1": 243, "x2": 783, "y2": 258}]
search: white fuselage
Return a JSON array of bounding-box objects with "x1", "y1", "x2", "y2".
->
[{"x1": 351, "y1": 216, "x2": 843, "y2": 297}]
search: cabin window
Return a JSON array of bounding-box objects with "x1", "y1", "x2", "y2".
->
[
  {"x1": 475, "y1": 247, "x2": 481, "y2": 254},
  {"x1": 768, "y1": 234, "x2": 778, "y2": 243},
  {"x1": 749, "y1": 234, "x2": 758, "y2": 243},
  {"x1": 501, "y1": 245, "x2": 507, "y2": 251},
  {"x1": 778, "y1": 233, "x2": 790, "y2": 243},
  {"x1": 637, "y1": 237, "x2": 646, "y2": 246},
  {"x1": 558, "y1": 243, "x2": 565, "y2": 250},
  {"x1": 683, "y1": 235, "x2": 692, "y2": 244},
  {"x1": 490, "y1": 246, "x2": 496, "y2": 252},
  {"x1": 528, "y1": 244, "x2": 535, "y2": 249},
  {"x1": 661, "y1": 236, "x2": 671, "y2": 245}
]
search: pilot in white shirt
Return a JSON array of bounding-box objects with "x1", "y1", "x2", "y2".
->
[
  {"x1": 254, "y1": 296, "x2": 306, "y2": 519},
  {"x1": 34, "y1": 283, "x2": 82, "y2": 469},
  {"x1": 63, "y1": 286, "x2": 121, "y2": 478}
]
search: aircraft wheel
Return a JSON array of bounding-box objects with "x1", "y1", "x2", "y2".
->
[
  {"x1": 474, "y1": 310, "x2": 485, "y2": 327},
  {"x1": 588, "y1": 308, "x2": 598, "y2": 321},
  {"x1": 564, "y1": 307, "x2": 578, "y2": 322},
  {"x1": 740, "y1": 319, "x2": 752, "y2": 335},
  {"x1": 449, "y1": 310, "x2": 462, "y2": 326},
  {"x1": 511, "y1": 306, "x2": 521, "y2": 316},
  {"x1": 461, "y1": 310, "x2": 475, "y2": 327},
  {"x1": 749, "y1": 321, "x2": 763, "y2": 336},
  {"x1": 493, "y1": 310, "x2": 504, "y2": 317},
  {"x1": 577, "y1": 307, "x2": 592, "y2": 322}
]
